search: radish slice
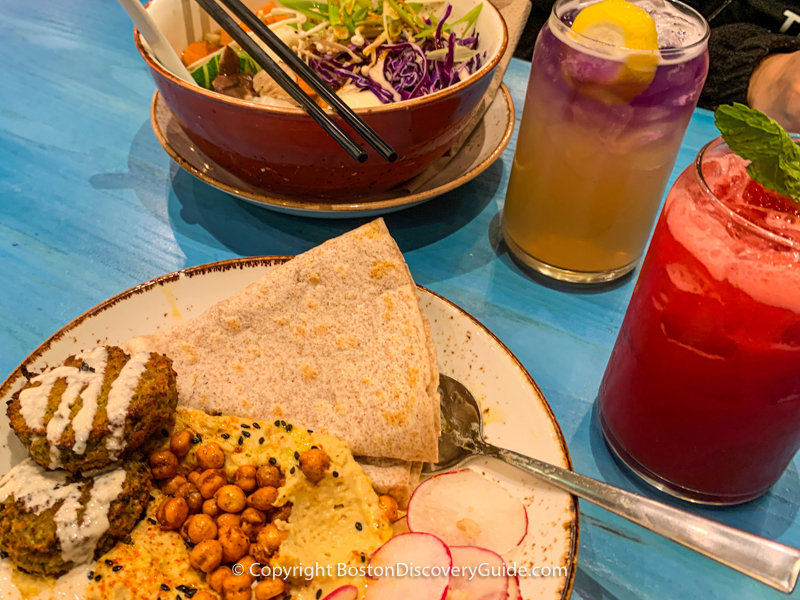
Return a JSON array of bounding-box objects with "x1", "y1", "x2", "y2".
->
[
  {"x1": 365, "y1": 532, "x2": 452, "y2": 600},
  {"x1": 449, "y1": 546, "x2": 508, "y2": 600},
  {"x1": 407, "y1": 470, "x2": 528, "y2": 554},
  {"x1": 322, "y1": 586, "x2": 358, "y2": 600},
  {"x1": 506, "y1": 575, "x2": 522, "y2": 600}
]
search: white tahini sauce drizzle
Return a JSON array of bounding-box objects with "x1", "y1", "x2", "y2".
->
[
  {"x1": 55, "y1": 468, "x2": 126, "y2": 565},
  {"x1": 1, "y1": 557, "x2": 93, "y2": 600},
  {"x1": 0, "y1": 459, "x2": 125, "y2": 570},
  {"x1": 368, "y1": 53, "x2": 401, "y2": 102},
  {"x1": 45, "y1": 347, "x2": 108, "y2": 468},
  {"x1": 105, "y1": 352, "x2": 150, "y2": 460},
  {"x1": 18, "y1": 347, "x2": 109, "y2": 468}
]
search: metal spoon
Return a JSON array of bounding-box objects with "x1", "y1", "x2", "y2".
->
[{"x1": 427, "y1": 374, "x2": 800, "y2": 593}]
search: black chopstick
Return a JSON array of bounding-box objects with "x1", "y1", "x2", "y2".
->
[
  {"x1": 215, "y1": 0, "x2": 398, "y2": 163},
  {"x1": 192, "y1": 0, "x2": 368, "y2": 162}
]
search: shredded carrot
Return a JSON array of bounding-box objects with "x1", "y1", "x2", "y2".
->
[
  {"x1": 181, "y1": 40, "x2": 221, "y2": 66},
  {"x1": 220, "y1": 30, "x2": 233, "y2": 45},
  {"x1": 260, "y1": 0, "x2": 289, "y2": 24}
]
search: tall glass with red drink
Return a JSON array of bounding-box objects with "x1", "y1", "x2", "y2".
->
[{"x1": 598, "y1": 136, "x2": 800, "y2": 504}]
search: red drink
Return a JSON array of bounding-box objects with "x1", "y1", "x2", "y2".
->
[{"x1": 598, "y1": 138, "x2": 800, "y2": 504}]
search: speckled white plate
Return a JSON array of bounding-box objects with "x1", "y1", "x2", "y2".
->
[
  {"x1": 150, "y1": 85, "x2": 515, "y2": 218},
  {"x1": 0, "y1": 258, "x2": 578, "y2": 600}
]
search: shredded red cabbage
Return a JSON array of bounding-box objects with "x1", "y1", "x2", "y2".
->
[{"x1": 307, "y1": 4, "x2": 487, "y2": 104}]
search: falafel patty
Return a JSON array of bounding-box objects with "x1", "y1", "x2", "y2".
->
[
  {"x1": 0, "y1": 452, "x2": 152, "y2": 576},
  {"x1": 7, "y1": 346, "x2": 178, "y2": 472}
]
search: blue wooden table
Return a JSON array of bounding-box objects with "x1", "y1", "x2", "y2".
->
[{"x1": 1, "y1": 1, "x2": 797, "y2": 598}]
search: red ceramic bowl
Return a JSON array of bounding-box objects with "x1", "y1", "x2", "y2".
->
[{"x1": 136, "y1": 0, "x2": 508, "y2": 201}]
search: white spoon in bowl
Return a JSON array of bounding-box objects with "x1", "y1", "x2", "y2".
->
[{"x1": 115, "y1": 0, "x2": 196, "y2": 85}]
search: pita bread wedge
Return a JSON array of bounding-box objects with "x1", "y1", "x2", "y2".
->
[
  {"x1": 356, "y1": 457, "x2": 422, "y2": 508},
  {"x1": 128, "y1": 219, "x2": 440, "y2": 463}
]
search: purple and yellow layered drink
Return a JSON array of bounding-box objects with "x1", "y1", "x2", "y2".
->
[{"x1": 503, "y1": 0, "x2": 709, "y2": 283}]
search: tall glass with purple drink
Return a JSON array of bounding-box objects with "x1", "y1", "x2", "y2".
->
[{"x1": 502, "y1": 0, "x2": 709, "y2": 283}]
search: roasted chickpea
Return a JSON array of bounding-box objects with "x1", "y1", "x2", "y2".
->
[
  {"x1": 234, "y1": 465, "x2": 258, "y2": 493},
  {"x1": 170, "y1": 429, "x2": 195, "y2": 457},
  {"x1": 378, "y1": 495, "x2": 399, "y2": 522},
  {"x1": 247, "y1": 487, "x2": 278, "y2": 511},
  {"x1": 219, "y1": 527, "x2": 250, "y2": 564},
  {"x1": 222, "y1": 573, "x2": 253, "y2": 600},
  {"x1": 254, "y1": 578, "x2": 285, "y2": 600},
  {"x1": 188, "y1": 513, "x2": 219, "y2": 544},
  {"x1": 208, "y1": 565, "x2": 233, "y2": 593},
  {"x1": 159, "y1": 474, "x2": 187, "y2": 496},
  {"x1": 158, "y1": 497, "x2": 189, "y2": 530},
  {"x1": 235, "y1": 555, "x2": 259, "y2": 581},
  {"x1": 256, "y1": 465, "x2": 281, "y2": 489},
  {"x1": 269, "y1": 503, "x2": 292, "y2": 523},
  {"x1": 177, "y1": 482, "x2": 204, "y2": 514},
  {"x1": 197, "y1": 469, "x2": 228, "y2": 499},
  {"x1": 189, "y1": 539, "x2": 223, "y2": 573},
  {"x1": 241, "y1": 508, "x2": 267, "y2": 525},
  {"x1": 197, "y1": 442, "x2": 225, "y2": 470},
  {"x1": 216, "y1": 485, "x2": 247, "y2": 513},
  {"x1": 188, "y1": 470, "x2": 201, "y2": 486},
  {"x1": 150, "y1": 450, "x2": 179, "y2": 480},
  {"x1": 179, "y1": 515, "x2": 194, "y2": 540},
  {"x1": 251, "y1": 524, "x2": 285, "y2": 563},
  {"x1": 298, "y1": 448, "x2": 330, "y2": 484},
  {"x1": 203, "y1": 498, "x2": 222, "y2": 518},
  {"x1": 217, "y1": 513, "x2": 242, "y2": 530},
  {"x1": 241, "y1": 521, "x2": 264, "y2": 543},
  {"x1": 192, "y1": 592, "x2": 218, "y2": 600}
]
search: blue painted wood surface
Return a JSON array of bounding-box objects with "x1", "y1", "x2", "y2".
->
[{"x1": 0, "y1": 1, "x2": 796, "y2": 598}]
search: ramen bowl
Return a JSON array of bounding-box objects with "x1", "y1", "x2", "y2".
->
[{"x1": 136, "y1": 0, "x2": 507, "y2": 201}]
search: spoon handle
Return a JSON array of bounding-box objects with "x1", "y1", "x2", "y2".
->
[{"x1": 483, "y1": 443, "x2": 800, "y2": 593}]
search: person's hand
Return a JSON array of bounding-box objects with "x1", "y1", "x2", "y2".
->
[{"x1": 748, "y1": 50, "x2": 800, "y2": 133}]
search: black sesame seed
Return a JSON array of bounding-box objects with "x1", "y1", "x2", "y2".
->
[
  {"x1": 290, "y1": 467, "x2": 296, "y2": 474},
  {"x1": 294, "y1": 452, "x2": 300, "y2": 460},
  {"x1": 177, "y1": 585, "x2": 190, "y2": 593},
  {"x1": 253, "y1": 423, "x2": 261, "y2": 429},
  {"x1": 274, "y1": 420, "x2": 281, "y2": 427},
  {"x1": 333, "y1": 471, "x2": 339, "y2": 478},
  {"x1": 241, "y1": 424, "x2": 251, "y2": 429},
  {"x1": 148, "y1": 518, "x2": 157, "y2": 525},
  {"x1": 161, "y1": 584, "x2": 171, "y2": 592},
  {"x1": 185, "y1": 540, "x2": 195, "y2": 549},
  {"x1": 113, "y1": 566, "x2": 123, "y2": 572},
  {"x1": 259, "y1": 437, "x2": 265, "y2": 445},
  {"x1": 361, "y1": 555, "x2": 366, "y2": 563},
  {"x1": 161, "y1": 428, "x2": 168, "y2": 437},
  {"x1": 242, "y1": 431, "x2": 251, "y2": 438},
  {"x1": 186, "y1": 590, "x2": 198, "y2": 598},
  {"x1": 355, "y1": 522, "x2": 363, "y2": 531},
  {"x1": 238, "y1": 436, "x2": 244, "y2": 445},
  {"x1": 123, "y1": 535, "x2": 133, "y2": 545},
  {"x1": 269, "y1": 457, "x2": 277, "y2": 465},
  {"x1": 105, "y1": 559, "x2": 114, "y2": 566},
  {"x1": 316, "y1": 590, "x2": 322, "y2": 599},
  {"x1": 280, "y1": 420, "x2": 286, "y2": 427},
  {"x1": 95, "y1": 575, "x2": 102, "y2": 582},
  {"x1": 87, "y1": 571, "x2": 94, "y2": 580},
  {"x1": 286, "y1": 424, "x2": 293, "y2": 432},
  {"x1": 191, "y1": 435, "x2": 202, "y2": 444},
  {"x1": 307, "y1": 429, "x2": 313, "y2": 433},
  {"x1": 221, "y1": 433, "x2": 230, "y2": 440},
  {"x1": 311, "y1": 445, "x2": 318, "y2": 450}
]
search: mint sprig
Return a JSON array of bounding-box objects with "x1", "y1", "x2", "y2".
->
[{"x1": 714, "y1": 103, "x2": 800, "y2": 202}]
